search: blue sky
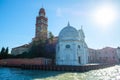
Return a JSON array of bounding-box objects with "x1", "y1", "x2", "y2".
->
[{"x1": 0, "y1": 0, "x2": 120, "y2": 53}]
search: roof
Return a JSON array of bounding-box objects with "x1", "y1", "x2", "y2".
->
[{"x1": 59, "y1": 23, "x2": 79, "y2": 41}]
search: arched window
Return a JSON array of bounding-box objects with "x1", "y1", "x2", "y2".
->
[
  {"x1": 66, "y1": 45, "x2": 70, "y2": 48},
  {"x1": 78, "y1": 45, "x2": 80, "y2": 48}
]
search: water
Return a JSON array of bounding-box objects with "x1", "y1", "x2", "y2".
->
[{"x1": 0, "y1": 65, "x2": 120, "y2": 80}]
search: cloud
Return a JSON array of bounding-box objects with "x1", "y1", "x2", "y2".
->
[
  {"x1": 56, "y1": 7, "x2": 88, "y2": 18},
  {"x1": 65, "y1": 9, "x2": 82, "y2": 16},
  {"x1": 56, "y1": 8, "x2": 63, "y2": 17}
]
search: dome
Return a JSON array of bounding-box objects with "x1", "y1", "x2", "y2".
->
[
  {"x1": 59, "y1": 23, "x2": 79, "y2": 41},
  {"x1": 39, "y1": 8, "x2": 45, "y2": 15}
]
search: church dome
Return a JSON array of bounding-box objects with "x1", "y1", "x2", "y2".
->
[{"x1": 59, "y1": 23, "x2": 79, "y2": 41}]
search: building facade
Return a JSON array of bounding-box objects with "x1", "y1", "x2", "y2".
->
[
  {"x1": 88, "y1": 47, "x2": 119, "y2": 64},
  {"x1": 32, "y1": 7, "x2": 48, "y2": 42},
  {"x1": 117, "y1": 47, "x2": 120, "y2": 62},
  {"x1": 56, "y1": 23, "x2": 89, "y2": 66}
]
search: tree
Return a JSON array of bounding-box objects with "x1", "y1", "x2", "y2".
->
[
  {"x1": 0, "y1": 47, "x2": 9, "y2": 59},
  {"x1": 0, "y1": 47, "x2": 5, "y2": 54},
  {"x1": 49, "y1": 32, "x2": 54, "y2": 41},
  {"x1": 5, "y1": 47, "x2": 9, "y2": 54},
  {"x1": 28, "y1": 40, "x2": 47, "y2": 58}
]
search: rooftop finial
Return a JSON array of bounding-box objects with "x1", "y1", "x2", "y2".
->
[
  {"x1": 81, "y1": 25, "x2": 83, "y2": 30},
  {"x1": 67, "y1": 21, "x2": 70, "y2": 26},
  {"x1": 42, "y1": 4, "x2": 43, "y2": 8}
]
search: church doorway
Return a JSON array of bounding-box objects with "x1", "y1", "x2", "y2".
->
[
  {"x1": 64, "y1": 49, "x2": 73, "y2": 65},
  {"x1": 78, "y1": 56, "x2": 81, "y2": 64}
]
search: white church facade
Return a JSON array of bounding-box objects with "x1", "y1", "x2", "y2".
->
[{"x1": 56, "y1": 23, "x2": 89, "y2": 66}]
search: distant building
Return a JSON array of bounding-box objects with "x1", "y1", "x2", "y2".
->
[
  {"x1": 117, "y1": 47, "x2": 120, "y2": 62},
  {"x1": 88, "y1": 48, "x2": 97, "y2": 63},
  {"x1": 11, "y1": 44, "x2": 29, "y2": 55},
  {"x1": 89, "y1": 47, "x2": 119, "y2": 64},
  {"x1": 56, "y1": 23, "x2": 89, "y2": 65}
]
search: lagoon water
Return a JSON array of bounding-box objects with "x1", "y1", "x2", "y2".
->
[{"x1": 0, "y1": 65, "x2": 120, "y2": 80}]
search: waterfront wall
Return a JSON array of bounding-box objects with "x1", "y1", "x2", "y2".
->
[
  {"x1": 20, "y1": 64, "x2": 115, "y2": 72},
  {"x1": 0, "y1": 58, "x2": 116, "y2": 72},
  {"x1": 0, "y1": 63, "x2": 116, "y2": 72},
  {"x1": 0, "y1": 58, "x2": 52, "y2": 66}
]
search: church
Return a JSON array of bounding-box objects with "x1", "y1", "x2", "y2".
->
[
  {"x1": 56, "y1": 22, "x2": 89, "y2": 65},
  {"x1": 11, "y1": 7, "x2": 120, "y2": 65}
]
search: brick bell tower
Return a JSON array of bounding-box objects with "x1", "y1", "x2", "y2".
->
[{"x1": 33, "y1": 7, "x2": 48, "y2": 42}]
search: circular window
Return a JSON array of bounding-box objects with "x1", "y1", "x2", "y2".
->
[{"x1": 66, "y1": 45, "x2": 70, "y2": 48}]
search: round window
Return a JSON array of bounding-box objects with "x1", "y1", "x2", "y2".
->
[{"x1": 66, "y1": 45, "x2": 70, "y2": 48}]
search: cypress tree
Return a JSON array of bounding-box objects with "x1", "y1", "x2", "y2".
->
[
  {"x1": 0, "y1": 47, "x2": 9, "y2": 59},
  {"x1": 0, "y1": 47, "x2": 5, "y2": 55},
  {"x1": 5, "y1": 47, "x2": 9, "y2": 55},
  {"x1": 0, "y1": 47, "x2": 5, "y2": 59}
]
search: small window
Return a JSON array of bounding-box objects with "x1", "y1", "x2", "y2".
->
[
  {"x1": 66, "y1": 45, "x2": 70, "y2": 48},
  {"x1": 78, "y1": 45, "x2": 80, "y2": 48},
  {"x1": 58, "y1": 46, "x2": 60, "y2": 51},
  {"x1": 113, "y1": 56, "x2": 115, "y2": 59}
]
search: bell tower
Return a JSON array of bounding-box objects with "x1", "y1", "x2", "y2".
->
[{"x1": 33, "y1": 7, "x2": 48, "y2": 42}]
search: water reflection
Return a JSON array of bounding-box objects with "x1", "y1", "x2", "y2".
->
[{"x1": 0, "y1": 65, "x2": 120, "y2": 80}]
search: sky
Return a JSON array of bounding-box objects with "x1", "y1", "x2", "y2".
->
[{"x1": 0, "y1": 0, "x2": 120, "y2": 53}]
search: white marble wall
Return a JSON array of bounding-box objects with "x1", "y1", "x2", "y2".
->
[{"x1": 56, "y1": 40, "x2": 88, "y2": 66}]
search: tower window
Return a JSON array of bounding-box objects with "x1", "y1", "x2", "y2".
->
[
  {"x1": 37, "y1": 20, "x2": 41, "y2": 23},
  {"x1": 66, "y1": 45, "x2": 70, "y2": 48}
]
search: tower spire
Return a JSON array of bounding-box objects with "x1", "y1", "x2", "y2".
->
[
  {"x1": 42, "y1": 4, "x2": 43, "y2": 8},
  {"x1": 67, "y1": 21, "x2": 70, "y2": 26}
]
